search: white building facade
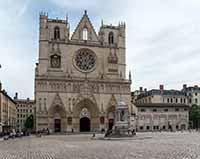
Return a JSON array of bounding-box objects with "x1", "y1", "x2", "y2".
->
[{"x1": 132, "y1": 85, "x2": 189, "y2": 132}]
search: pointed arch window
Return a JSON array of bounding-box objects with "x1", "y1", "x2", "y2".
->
[
  {"x1": 50, "y1": 54, "x2": 61, "y2": 68},
  {"x1": 82, "y1": 28, "x2": 88, "y2": 40},
  {"x1": 54, "y1": 26, "x2": 60, "y2": 40},
  {"x1": 108, "y1": 32, "x2": 114, "y2": 44}
]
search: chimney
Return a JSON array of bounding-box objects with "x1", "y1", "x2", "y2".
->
[
  {"x1": 144, "y1": 88, "x2": 147, "y2": 92},
  {"x1": 159, "y1": 84, "x2": 164, "y2": 91},
  {"x1": 194, "y1": 85, "x2": 198, "y2": 88},
  {"x1": 14, "y1": 92, "x2": 18, "y2": 100},
  {"x1": 183, "y1": 84, "x2": 187, "y2": 90},
  {"x1": 139, "y1": 87, "x2": 143, "y2": 92},
  {"x1": 0, "y1": 82, "x2": 2, "y2": 91}
]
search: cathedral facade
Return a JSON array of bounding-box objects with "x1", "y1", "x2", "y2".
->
[{"x1": 35, "y1": 11, "x2": 132, "y2": 132}]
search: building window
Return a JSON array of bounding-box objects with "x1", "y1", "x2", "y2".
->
[
  {"x1": 100, "y1": 117, "x2": 105, "y2": 125},
  {"x1": 153, "y1": 109, "x2": 157, "y2": 112},
  {"x1": 51, "y1": 54, "x2": 61, "y2": 68},
  {"x1": 54, "y1": 26, "x2": 60, "y2": 39},
  {"x1": 184, "y1": 108, "x2": 188, "y2": 111},
  {"x1": 180, "y1": 98, "x2": 183, "y2": 103},
  {"x1": 140, "y1": 126, "x2": 143, "y2": 130},
  {"x1": 175, "y1": 108, "x2": 179, "y2": 112},
  {"x1": 146, "y1": 126, "x2": 150, "y2": 130},
  {"x1": 67, "y1": 117, "x2": 72, "y2": 125},
  {"x1": 141, "y1": 109, "x2": 146, "y2": 112},
  {"x1": 149, "y1": 97, "x2": 151, "y2": 103},
  {"x1": 164, "y1": 109, "x2": 168, "y2": 112},
  {"x1": 167, "y1": 98, "x2": 170, "y2": 103},
  {"x1": 171, "y1": 98, "x2": 173, "y2": 103},
  {"x1": 183, "y1": 98, "x2": 186, "y2": 103},
  {"x1": 176, "y1": 125, "x2": 179, "y2": 130},
  {"x1": 82, "y1": 28, "x2": 88, "y2": 40},
  {"x1": 162, "y1": 125, "x2": 166, "y2": 130},
  {"x1": 195, "y1": 98, "x2": 198, "y2": 104},
  {"x1": 108, "y1": 32, "x2": 114, "y2": 44},
  {"x1": 175, "y1": 98, "x2": 178, "y2": 103},
  {"x1": 195, "y1": 93, "x2": 198, "y2": 96}
]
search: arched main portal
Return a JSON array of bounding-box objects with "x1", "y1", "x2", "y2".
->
[
  {"x1": 73, "y1": 98, "x2": 99, "y2": 132},
  {"x1": 80, "y1": 117, "x2": 91, "y2": 132}
]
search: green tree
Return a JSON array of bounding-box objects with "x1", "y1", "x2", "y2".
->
[
  {"x1": 24, "y1": 114, "x2": 34, "y2": 130},
  {"x1": 189, "y1": 104, "x2": 200, "y2": 129}
]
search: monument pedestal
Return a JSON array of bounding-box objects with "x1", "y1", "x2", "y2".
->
[{"x1": 105, "y1": 100, "x2": 133, "y2": 138}]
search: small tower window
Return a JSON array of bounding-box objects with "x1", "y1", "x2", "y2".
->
[
  {"x1": 54, "y1": 26, "x2": 60, "y2": 39},
  {"x1": 108, "y1": 32, "x2": 114, "y2": 44},
  {"x1": 83, "y1": 28, "x2": 88, "y2": 40}
]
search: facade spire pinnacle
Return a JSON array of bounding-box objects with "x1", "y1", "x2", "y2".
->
[
  {"x1": 129, "y1": 70, "x2": 132, "y2": 81},
  {"x1": 101, "y1": 19, "x2": 103, "y2": 26},
  {"x1": 84, "y1": 10, "x2": 87, "y2": 15},
  {"x1": 66, "y1": 13, "x2": 68, "y2": 24}
]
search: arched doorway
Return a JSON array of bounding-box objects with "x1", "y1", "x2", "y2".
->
[
  {"x1": 107, "y1": 106, "x2": 115, "y2": 130},
  {"x1": 48, "y1": 105, "x2": 67, "y2": 132},
  {"x1": 80, "y1": 117, "x2": 91, "y2": 132},
  {"x1": 48, "y1": 94, "x2": 67, "y2": 133},
  {"x1": 54, "y1": 119, "x2": 61, "y2": 132},
  {"x1": 108, "y1": 119, "x2": 114, "y2": 130},
  {"x1": 74, "y1": 98, "x2": 99, "y2": 132}
]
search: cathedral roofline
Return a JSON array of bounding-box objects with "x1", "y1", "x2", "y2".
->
[{"x1": 71, "y1": 10, "x2": 99, "y2": 41}]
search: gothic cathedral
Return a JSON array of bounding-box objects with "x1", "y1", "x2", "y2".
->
[{"x1": 35, "y1": 11, "x2": 132, "y2": 132}]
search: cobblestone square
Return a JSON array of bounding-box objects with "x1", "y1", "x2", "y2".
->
[{"x1": 0, "y1": 132, "x2": 200, "y2": 159}]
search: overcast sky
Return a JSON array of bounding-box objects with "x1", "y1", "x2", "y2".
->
[{"x1": 0, "y1": 0, "x2": 200, "y2": 99}]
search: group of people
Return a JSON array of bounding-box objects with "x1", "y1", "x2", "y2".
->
[{"x1": 36, "y1": 128, "x2": 50, "y2": 137}]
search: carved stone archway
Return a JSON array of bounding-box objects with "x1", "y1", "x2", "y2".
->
[
  {"x1": 73, "y1": 98, "x2": 99, "y2": 132},
  {"x1": 48, "y1": 93, "x2": 67, "y2": 132}
]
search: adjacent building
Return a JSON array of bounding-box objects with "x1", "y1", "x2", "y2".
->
[
  {"x1": 132, "y1": 85, "x2": 189, "y2": 132},
  {"x1": 35, "y1": 11, "x2": 132, "y2": 133},
  {"x1": 182, "y1": 84, "x2": 200, "y2": 106},
  {"x1": 14, "y1": 93, "x2": 35, "y2": 131},
  {"x1": 0, "y1": 83, "x2": 17, "y2": 134}
]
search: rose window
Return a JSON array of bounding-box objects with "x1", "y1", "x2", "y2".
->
[{"x1": 75, "y1": 49, "x2": 96, "y2": 72}]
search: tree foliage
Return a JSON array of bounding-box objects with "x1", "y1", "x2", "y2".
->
[
  {"x1": 189, "y1": 104, "x2": 200, "y2": 128},
  {"x1": 24, "y1": 114, "x2": 34, "y2": 130}
]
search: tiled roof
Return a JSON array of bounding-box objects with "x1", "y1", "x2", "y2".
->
[
  {"x1": 184, "y1": 87, "x2": 200, "y2": 92},
  {"x1": 137, "y1": 89, "x2": 187, "y2": 99},
  {"x1": 0, "y1": 90, "x2": 16, "y2": 104}
]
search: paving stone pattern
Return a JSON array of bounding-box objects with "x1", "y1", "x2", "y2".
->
[{"x1": 0, "y1": 132, "x2": 200, "y2": 159}]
